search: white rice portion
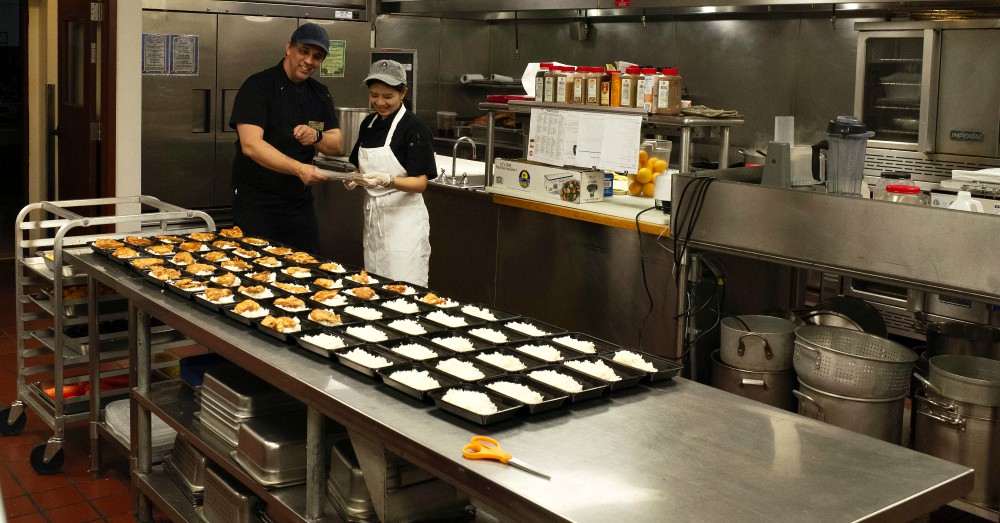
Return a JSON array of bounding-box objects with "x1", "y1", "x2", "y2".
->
[
  {"x1": 341, "y1": 348, "x2": 392, "y2": 369},
  {"x1": 435, "y1": 358, "x2": 485, "y2": 380},
  {"x1": 564, "y1": 359, "x2": 621, "y2": 382},
  {"x1": 442, "y1": 389, "x2": 498, "y2": 415},
  {"x1": 552, "y1": 335, "x2": 596, "y2": 354},
  {"x1": 486, "y1": 381, "x2": 544, "y2": 404},
  {"x1": 242, "y1": 288, "x2": 274, "y2": 299},
  {"x1": 528, "y1": 370, "x2": 583, "y2": 393},
  {"x1": 431, "y1": 298, "x2": 460, "y2": 308},
  {"x1": 301, "y1": 333, "x2": 347, "y2": 350},
  {"x1": 383, "y1": 298, "x2": 421, "y2": 314},
  {"x1": 317, "y1": 295, "x2": 349, "y2": 307},
  {"x1": 275, "y1": 303, "x2": 307, "y2": 312},
  {"x1": 426, "y1": 310, "x2": 467, "y2": 327},
  {"x1": 389, "y1": 369, "x2": 440, "y2": 391},
  {"x1": 477, "y1": 352, "x2": 526, "y2": 371},
  {"x1": 390, "y1": 343, "x2": 438, "y2": 360},
  {"x1": 515, "y1": 344, "x2": 563, "y2": 362},
  {"x1": 345, "y1": 306, "x2": 383, "y2": 320},
  {"x1": 346, "y1": 325, "x2": 388, "y2": 342},
  {"x1": 283, "y1": 268, "x2": 311, "y2": 278},
  {"x1": 189, "y1": 269, "x2": 214, "y2": 277},
  {"x1": 613, "y1": 351, "x2": 657, "y2": 372},
  {"x1": 507, "y1": 321, "x2": 550, "y2": 336},
  {"x1": 386, "y1": 285, "x2": 416, "y2": 295},
  {"x1": 238, "y1": 307, "x2": 270, "y2": 319},
  {"x1": 461, "y1": 305, "x2": 497, "y2": 321},
  {"x1": 433, "y1": 336, "x2": 476, "y2": 352},
  {"x1": 389, "y1": 319, "x2": 427, "y2": 335},
  {"x1": 349, "y1": 274, "x2": 380, "y2": 284},
  {"x1": 469, "y1": 328, "x2": 508, "y2": 343},
  {"x1": 199, "y1": 293, "x2": 234, "y2": 304}
]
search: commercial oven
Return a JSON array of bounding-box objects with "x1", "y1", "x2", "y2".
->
[{"x1": 854, "y1": 20, "x2": 1000, "y2": 188}]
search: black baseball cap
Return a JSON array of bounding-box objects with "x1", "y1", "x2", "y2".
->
[{"x1": 291, "y1": 23, "x2": 330, "y2": 55}]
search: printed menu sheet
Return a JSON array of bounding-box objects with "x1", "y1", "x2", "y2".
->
[{"x1": 526, "y1": 108, "x2": 642, "y2": 172}]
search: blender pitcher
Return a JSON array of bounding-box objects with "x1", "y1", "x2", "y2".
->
[{"x1": 811, "y1": 116, "x2": 874, "y2": 197}]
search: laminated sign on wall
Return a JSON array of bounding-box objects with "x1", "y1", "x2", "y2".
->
[{"x1": 526, "y1": 108, "x2": 641, "y2": 173}]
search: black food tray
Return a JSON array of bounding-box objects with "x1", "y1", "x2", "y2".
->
[
  {"x1": 332, "y1": 345, "x2": 409, "y2": 378},
  {"x1": 455, "y1": 303, "x2": 520, "y2": 322},
  {"x1": 523, "y1": 365, "x2": 608, "y2": 402},
  {"x1": 503, "y1": 339, "x2": 576, "y2": 363},
  {"x1": 376, "y1": 363, "x2": 462, "y2": 402},
  {"x1": 462, "y1": 324, "x2": 530, "y2": 345},
  {"x1": 192, "y1": 287, "x2": 238, "y2": 312},
  {"x1": 253, "y1": 312, "x2": 322, "y2": 343},
  {"x1": 378, "y1": 281, "x2": 431, "y2": 298},
  {"x1": 338, "y1": 304, "x2": 401, "y2": 322},
  {"x1": 544, "y1": 332, "x2": 621, "y2": 355},
  {"x1": 561, "y1": 356, "x2": 646, "y2": 392},
  {"x1": 293, "y1": 330, "x2": 368, "y2": 359},
  {"x1": 221, "y1": 301, "x2": 270, "y2": 327},
  {"x1": 473, "y1": 348, "x2": 548, "y2": 373},
  {"x1": 478, "y1": 374, "x2": 569, "y2": 415},
  {"x1": 377, "y1": 338, "x2": 454, "y2": 362},
  {"x1": 419, "y1": 310, "x2": 486, "y2": 329},
  {"x1": 380, "y1": 297, "x2": 436, "y2": 316},
  {"x1": 497, "y1": 317, "x2": 567, "y2": 338},
  {"x1": 422, "y1": 330, "x2": 495, "y2": 354},
  {"x1": 605, "y1": 350, "x2": 683, "y2": 383},
  {"x1": 378, "y1": 317, "x2": 446, "y2": 337},
  {"x1": 427, "y1": 354, "x2": 507, "y2": 383},
  {"x1": 335, "y1": 322, "x2": 406, "y2": 344},
  {"x1": 428, "y1": 384, "x2": 522, "y2": 426},
  {"x1": 165, "y1": 279, "x2": 213, "y2": 300}
]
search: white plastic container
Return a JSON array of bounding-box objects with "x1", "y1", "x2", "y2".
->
[{"x1": 948, "y1": 191, "x2": 984, "y2": 212}]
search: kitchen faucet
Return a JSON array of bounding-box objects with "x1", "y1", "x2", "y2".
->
[{"x1": 452, "y1": 137, "x2": 477, "y2": 184}]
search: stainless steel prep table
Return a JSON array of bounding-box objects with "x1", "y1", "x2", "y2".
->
[{"x1": 67, "y1": 251, "x2": 973, "y2": 523}]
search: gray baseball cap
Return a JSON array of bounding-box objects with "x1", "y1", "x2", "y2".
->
[
  {"x1": 364, "y1": 60, "x2": 407, "y2": 87},
  {"x1": 290, "y1": 23, "x2": 330, "y2": 55}
]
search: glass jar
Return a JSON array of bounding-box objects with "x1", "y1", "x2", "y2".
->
[
  {"x1": 535, "y1": 62, "x2": 551, "y2": 101},
  {"x1": 620, "y1": 66, "x2": 640, "y2": 108},
  {"x1": 609, "y1": 70, "x2": 622, "y2": 107},
  {"x1": 885, "y1": 184, "x2": 929, "y2": 205},
  {"x1": 872, "y1": 171, "x2": 913, "y2": 200}
]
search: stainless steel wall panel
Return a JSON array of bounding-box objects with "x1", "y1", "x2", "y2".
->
[
  {"x1": 307, "y1": 19, "x2": 372, "y2": 113},
  {"x1": 141, "y1": 11, "x2": 219, "y2": 209},
  {"x1": 375, "y1": 16, "x2": 443, "y2": 121},
  {"x1": 935, "y1": 29, "x2": 1000, "y2": 158},
  {"x1": 215, "y1": 16, "x2": 299, "y2": 207},
  {"x1": 437, "y1": 20, "x2": 493, "y2": 121}
]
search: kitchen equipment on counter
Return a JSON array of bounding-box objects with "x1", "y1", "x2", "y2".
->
[
  {"x1": 800, "y1": 310, "x2": 863, "y2": 332},
  {"x1": 794, "y1": 380, "x2": 905, "y2": 444},
  {"x1": 233, "y1": 414, "x2": 344, "y2": 488},
  {"x1": 197, "y1": 366, "x2": 304, "y2": 446},
  {"x1": 337, "y1": 107, "x2": 373, "y2": 155},
  {"x1": 948, "y1": 191, "x2": 985, "y2": 212},
  {"x1": 872, "y1": 172, "x2": 915, "y2": 200},
  {"x1": 927, "y1": 322, "x2": 1000, "y2": 360},
  {"x1": 436, "y1": 111, "x2": 457, "y2": 137},
  {"x1": 720, "y1": 315, "x2": 797, "y2": 372},
  {"x1": 793, "y1": 326, "x2": 917, "y2": 399},
  {"x1": 200, "y1": 465, "x2": 264, "y2": 523},
  {"x1": 711, "y1": 351, "x2": 797, "y2": 412},
  {"x1": 914, "y1": 387, "x2": 1000, "y2": 507},
  {"x1": 921, "y1": 355, "x2": 1000, "y2": 407},
  {"x1": 462, "y1": 435, "x2": 551, "y2": 480},
  {"x1": 885, "y1": 184, "x2": 930, "y2": 205},
  {"x1": 811, "y1": 116, "x2": 874, "y2": 197},
  {"x1": 812, "y1": 296, "x2": 888, "y2": 337},
  {"x1": 164, "y1": 435, "x2": 208, "y2": 506}
]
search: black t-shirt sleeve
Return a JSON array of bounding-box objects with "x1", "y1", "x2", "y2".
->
[
  {"x1": 229, "y1": 74, "x2": 268, "y2": 130},
  {"x1": 401, "y1": 118, "x2": 438, "y2": 180}
]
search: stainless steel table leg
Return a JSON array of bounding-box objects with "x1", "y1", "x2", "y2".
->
[
  {"x1": 719, "y1": 126, "x2": 731, "y2": 169},
  {"x1": 132, "y1": 305, "x2": 153, "y2": 522},
  {"x1": 305, "y1": 406, "x2": 326, "y2": 521},
  {"x1": 485, "y1": 109, "x2": 496, "y2": 184},
  {"x1": 88, "y1": 276, "x2": 102, "y2": 477},
  {"x1": 680, "y1": 127, "x2": 692, "y2": 173},
  {"x1": 675, "y1": 250, "x2": 689, "y2": 364}
]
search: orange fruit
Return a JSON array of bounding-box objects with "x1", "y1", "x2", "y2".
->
[
  {"x1": 638, "y1": 150, "x2": 649, "y2": 167},
  {"x1": 642, "y1": 182, "x2": 656, "y2": 197},
  {"x1": 653, "y1": 159, "x2": 668, "y2": 173},
  {"x1": 636, "y1": 167, "x2": 653, "y2": 184},
  {"x1": 628, "y1": 181, "x2": 643, "y2": 196},
  {"x1": 627, "y1": 173, "x2": 637, "y2": 183},
  {"x1": 647, "y1": 157, "x2": 660, "y2": 169}
]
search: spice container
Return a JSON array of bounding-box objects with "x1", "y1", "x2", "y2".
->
[
  {"x1": 639, "y1": 67, "x2": 662, "y2": 113},
  {"x1": 571, "y1": 66, "x2": 586, "y2": 104},
  {"x1": 554, "y1": 66, "x2": 571, "y2": 103},
  {"x1": 620, "y1": 66, "x2": 640, "y2": 108},
  {"x1": 885, "y1": 185, "x2": 929, "y2": 205},
  {"x1": 872, "y1": 172, "x2": 913, "y2": 200},
  {"x1": 586, "y1": 67, "x2": 602, "y2": 105},
  {"x1": 543, "y1": 64, "x2": 558, "y2": 102},
  {"x1": 653, "y1": 68, "x2": 683, "y2": 115},
  {"x1": 609, "y1": 70, "x2": 621, "y2": 107},
  {"x1": 534, "y1": 63, "x2": 551, "y2": 101}
]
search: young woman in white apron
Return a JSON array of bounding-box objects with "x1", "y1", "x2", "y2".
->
[{"x1": 346, "y1": 60, "x2": 437, "y2": 286}]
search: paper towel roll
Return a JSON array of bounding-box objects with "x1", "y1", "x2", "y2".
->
[
  {"x1": 490, "y1": 74, "x2": 514, "y2": 83},
  {"x1": 774, "y1": 116, "x2": 795, "y2": 146},
  {"x1": 460, "y1": 74, "x2": 485, "y2": 84}
]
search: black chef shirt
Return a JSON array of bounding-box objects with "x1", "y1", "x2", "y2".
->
[
  {"x1": 348, "y1": 108, "x2": 438, "y2": 180},
  {"x1": 229, "y1": 60, "x2": 338, "y2": 209}
]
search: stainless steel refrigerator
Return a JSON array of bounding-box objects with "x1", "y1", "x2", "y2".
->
[{"x1": 141, "y1": 3, "x2": 369, "y2": 211}]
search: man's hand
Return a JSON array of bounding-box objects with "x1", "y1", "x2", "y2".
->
[
  {"x1": 354, "y1": 172, "x2": 393, "y2": 189},
  {"x1": 296, "y1": 164, "x2": 330, "y2": 186},
  {"x1": 293, "y1": 124, "x2": 320, "y2": 146}
]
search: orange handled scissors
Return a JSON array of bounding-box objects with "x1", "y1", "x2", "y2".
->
[{"x1": 462, "y1": 436, "x2": 551, "y2": 480}]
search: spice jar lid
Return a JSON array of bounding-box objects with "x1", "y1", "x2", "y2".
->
[
  {"x1": 625, "y1": 65, "x2": 641, "y2": 74},
  {"x1": 886, "y1": 184, "x2": 921, "y2": 194},
  {"x1": 640, "y1": 67, "x2": 658, "y2": 74},
  {"x1": 662, "y1": 68, "x2": 679, "y2": 75}
]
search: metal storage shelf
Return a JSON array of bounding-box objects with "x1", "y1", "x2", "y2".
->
[
  {"x1": 8, "y1": 196, "x2": 214, "y2": 475},
  {"x1": 135, "y1": 465, "x2": 201, "y2": 523}
]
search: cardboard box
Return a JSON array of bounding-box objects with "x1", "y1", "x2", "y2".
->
[{"x1": 492, "y1": 158, "x2": 605, "y2": 203}]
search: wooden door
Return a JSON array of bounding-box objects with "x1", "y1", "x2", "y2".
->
[{"x1": 57, "y1": 0, "x2": 100, "y2": 202}]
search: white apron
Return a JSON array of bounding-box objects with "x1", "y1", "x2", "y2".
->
[{"x1": 358, "y1": 105, "x2": 431, "y2": 287}]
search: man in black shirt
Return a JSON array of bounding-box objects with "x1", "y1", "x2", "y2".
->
[{"x1": 229, "y1": 23, "x2": 343, "y2": 251}]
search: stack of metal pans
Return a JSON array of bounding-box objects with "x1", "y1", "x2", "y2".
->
[
  {"x1": 197, "y1": 367, "x2": 303, "y2": 447},
  {"x1": 163, "y1": 435, "x2": 207, "y2": 506}
]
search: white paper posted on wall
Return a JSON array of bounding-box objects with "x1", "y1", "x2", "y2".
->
[{"x1": 525, "y1": 108, "x2": 642, "y2": 173}]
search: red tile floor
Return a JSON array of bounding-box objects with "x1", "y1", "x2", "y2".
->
[{"x1": 0, "y1": 259, "x2": 156, "y2": 522}]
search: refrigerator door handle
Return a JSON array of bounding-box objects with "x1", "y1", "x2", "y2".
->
[
  {"x1": 192, "y1": 88, "x2": 211, "y2": 133},
  {"x1": 918, "y1": 28, "x2": 941, "y2": 155}
]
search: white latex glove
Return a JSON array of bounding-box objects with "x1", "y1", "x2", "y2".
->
[
  {"x1": 356, "y1": 172, "x2": 392, "y2": 189},
  {"x1": 343, "y1": 179, "x2": 358, "y2": 190}
]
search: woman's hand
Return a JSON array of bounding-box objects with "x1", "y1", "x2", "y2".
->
[{"x1": 354, "y1": 172, "x2": 393, "y2": 188}]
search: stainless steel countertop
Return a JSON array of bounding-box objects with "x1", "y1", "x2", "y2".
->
[{"x1": 69, "y1": 252, "x2": 973, "y2": 522}]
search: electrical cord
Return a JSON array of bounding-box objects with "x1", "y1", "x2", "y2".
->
[{"x1": 634, "y1": 206, "x2": 660, "y2": 351}]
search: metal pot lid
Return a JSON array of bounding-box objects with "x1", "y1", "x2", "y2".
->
[{"x1": 812, "y1": 296, "x2": 888, "y2": 337}]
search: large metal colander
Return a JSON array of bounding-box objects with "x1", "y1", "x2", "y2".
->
[{"x1": 793, "y1": 325, "x2": 917, "y2": 399}]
